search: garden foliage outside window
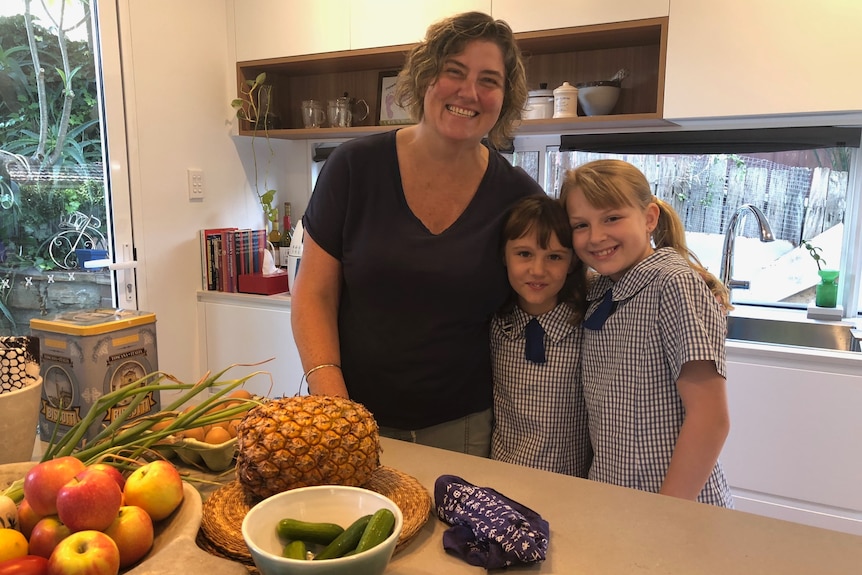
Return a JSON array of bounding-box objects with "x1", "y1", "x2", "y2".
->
[{"x1": 0, "y1": 1, "x2": 111, "y2": 335}]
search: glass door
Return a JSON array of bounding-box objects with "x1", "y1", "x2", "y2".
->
[{"x1": 0, "y1": 0, "x2": 136, "y2": 336}]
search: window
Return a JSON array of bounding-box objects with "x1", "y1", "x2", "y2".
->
[{"x1": 514, "y1": 131, "x2": 861, "y2": 316}]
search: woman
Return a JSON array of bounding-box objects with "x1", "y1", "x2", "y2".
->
[{"x1": 290, "y1": 11, "x2": 544, "y2": 456}]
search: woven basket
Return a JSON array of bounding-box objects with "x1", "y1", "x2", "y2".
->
[{"x1": 197, "y1": 465, "x2": 431, "y2": 566}]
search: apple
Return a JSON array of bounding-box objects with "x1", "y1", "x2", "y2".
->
[
  {"x1": 46, "y1": 530, "x2": 119, "y2": 575},
  {"x1": 29, "y1": 515, "x2": 72, "y2": 558},
  {"x1": 55, "y1": 468, "x2": 122, "y2": 533},
  {"x1": 87, "y1": 464, "x2": 125, "y2": 491},
  {"x1": 17, "y1": 499, "x2": 43, "y2": 539},
  {"x1": 122, "y1": 461, "x2": 183, "y2": 521},
  {"x1": 24, "y1": 456, "x2": 86, "y2": 516},
  {"x1": 102, "y1": 506, "x2": 153, "y2": 568}
]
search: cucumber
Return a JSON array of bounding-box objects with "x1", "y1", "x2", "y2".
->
[
  {"x1": 282, "y1": 539, "x2": 308, "y2": 560},
  {"x1": 313, "y1": 514, "x2": 372, "y2": 560},
  {"x1": 354, "y1": 508, "x2": 396, "y2": 554},
  {"x1": 276, "y1": 518, "x2": 344, "y2": 545}
]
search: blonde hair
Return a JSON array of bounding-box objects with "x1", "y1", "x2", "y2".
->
[
  {"x1": 559, "y1": 159, "x2": 732, "y2": 311},
  {"x1": 394, "y1": 11, "x2": 527, "y2": 150}
]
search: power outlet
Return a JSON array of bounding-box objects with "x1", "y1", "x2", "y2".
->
[{"x1": 187, "y1": 169, "x2": 204, "y2": 200}]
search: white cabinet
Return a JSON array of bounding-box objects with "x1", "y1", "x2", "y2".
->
[
  {"x1": 492, "y1": 0, "x2": 668, "y2": 33},
  {"x1": 664, "y1": 0, "x2": 862, "y2": 120},
  {"x1": 232, "y1": 0, "x2": 350, "y2": 60},
  {"x1": 349, "y1": 0, "x2": 491, "y2": 50},
  {"x1": 197, "y1": 292, "x2": 304, "y2": 398},
  {"x1": 721, "y1": 343, "x2": 862, "y2": 535}
]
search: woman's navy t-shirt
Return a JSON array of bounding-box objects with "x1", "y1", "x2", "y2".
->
[{"x1": 303, "y1": 130, "x2": 543, "y2": 428}]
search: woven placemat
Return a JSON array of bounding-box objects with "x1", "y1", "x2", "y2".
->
[{"x1": 197, "y1": 465, "x2": 432, "y2": 565}]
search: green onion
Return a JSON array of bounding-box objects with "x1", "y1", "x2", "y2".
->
[{"x1": 2, "y1": 363, "x2": 272, "y2": 503}]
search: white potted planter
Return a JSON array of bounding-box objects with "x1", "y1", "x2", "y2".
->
[{"x1": 0, "y1": 377, "x2": 43, "y2": 464}]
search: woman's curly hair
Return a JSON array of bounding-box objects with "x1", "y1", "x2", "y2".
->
[{"x1": 394, "y1": 11, "x2": 527, "y2": 150}]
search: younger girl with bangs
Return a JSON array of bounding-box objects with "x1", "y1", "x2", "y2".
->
[
  {"x1": 491, "y1": 194, "x2": 592, "y2": 477},
  {"x1": 560, "y1": 159, "x2": 733, "y2": 506}
]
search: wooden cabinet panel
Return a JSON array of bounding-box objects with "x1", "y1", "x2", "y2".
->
[
  {"x1": 235, "y1": 17, "x2": 670, "y2": 139},
  {"x1": 664, "y1": 0, "x2": 862, "y2": 119},
  {"x1": 233, "y1": 0, "x2": 350, "y2": 61},
  {"x1": 492, "y1": 0, "x2": 669, "y2": 33},
  {"x1": 349, "y1": 0, "x2": 491, "y2": 50}
]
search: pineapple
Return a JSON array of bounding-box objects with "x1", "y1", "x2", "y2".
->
[{"x1": 235, "y1": 395, "x2": 381, "y2": 498}]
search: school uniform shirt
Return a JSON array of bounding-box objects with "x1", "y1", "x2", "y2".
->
[
  {"x1": 582, "y1": 247, "x2": 733, "y2": 507},
  {"x1": 490, "y1": 303, "x2": 591, "y2": 478}
]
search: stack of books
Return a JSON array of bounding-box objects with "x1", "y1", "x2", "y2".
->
[{"x1": 199, "y1": 228, "x2": 267, "y2": 292}]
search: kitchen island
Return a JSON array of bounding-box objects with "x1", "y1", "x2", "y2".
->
[{"x1": 376, "y1": 437, "x2": 861, "y2": 574}]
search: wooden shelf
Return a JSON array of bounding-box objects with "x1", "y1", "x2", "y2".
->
[{"x1": 236, "y1": 17, "x2": 668, "y2": 139}]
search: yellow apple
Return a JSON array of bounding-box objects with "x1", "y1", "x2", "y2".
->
[
  {"x1": 122, "y1": 461, "x2": 184, "y2": 521},
  {"x1": 46, "y1": 529, "x2": 120, "y2": 575},
  {"x1": 102, "y1": 506, "x2": 154, "y2": 568}
]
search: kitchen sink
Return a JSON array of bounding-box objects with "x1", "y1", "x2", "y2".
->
[{"x1": 726, "y1": 314, "x2": 862, "y2": 352}]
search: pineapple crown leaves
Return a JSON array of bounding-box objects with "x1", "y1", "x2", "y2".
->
[{"x1": 801, "y1": 240, "x2": 827, "y2": 270}]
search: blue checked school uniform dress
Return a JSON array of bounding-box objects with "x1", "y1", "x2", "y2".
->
[
  {"x1": 490, "y1": 302, "x2": 591, "y2": 478},
  {"x1": 581, "y1": 247, "x2": 733, "y2": 507}
]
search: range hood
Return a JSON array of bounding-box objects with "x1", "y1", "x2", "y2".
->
[{"x1": 559, "y1": 126, "x2": 861, "y2": 154}]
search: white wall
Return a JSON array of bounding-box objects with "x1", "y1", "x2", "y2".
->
[{"x1": 116, "y1": 0, "x2": 308, "y2": 397}]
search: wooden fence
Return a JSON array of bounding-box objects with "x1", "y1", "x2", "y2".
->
[{"x1": 546, "y1": 152, "x2": 847, "y2": 246}]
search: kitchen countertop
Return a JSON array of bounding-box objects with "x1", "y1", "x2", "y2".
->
[
  {"x1": 374, "y1": 438, "x2": 861, "y2": 574},
  {"x1": 26, "y1": 437, "x2": 862, "y2": 573}
]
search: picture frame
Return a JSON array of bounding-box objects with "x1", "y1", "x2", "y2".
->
[{"x1": 377, "y1": 71, "x2": 413, "y2": 126}]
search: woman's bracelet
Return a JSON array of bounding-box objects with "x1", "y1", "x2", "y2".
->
[{"x1": 303, "y1": 363, "x2": 341, "y2": 380}]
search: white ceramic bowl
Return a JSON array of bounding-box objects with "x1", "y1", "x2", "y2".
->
[
  {"x1": 242, "y1": 485, "x2": 403, "y2": 575},
  {"x1": 575, "y1": 82, "x2": 621, "y2": 116}
]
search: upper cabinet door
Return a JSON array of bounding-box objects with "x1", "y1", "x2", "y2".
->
[
  {"x1": 349, "y1": 0, "x2": 491, "y2": 50},
  {"x1": 233, "y1": 0, "x2": 350, "y2": 61},
  {"x1": 492, "y1": 0, "x2": 669, "y2": 33},
  {"x1": 664, "y1": 0, "x2": 862, "y2": 119}
]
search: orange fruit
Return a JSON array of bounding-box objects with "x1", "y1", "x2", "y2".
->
[{"x1": 0, "y1": 528, "x2": 28, "y2": 561}]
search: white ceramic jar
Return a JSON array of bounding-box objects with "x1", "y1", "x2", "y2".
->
[
  {"x1": 553, "y1": 82, "x2": 579, "y2": 118},
  {"x1": 524, "y1": 87, "x2": 554, "y2": 119}
]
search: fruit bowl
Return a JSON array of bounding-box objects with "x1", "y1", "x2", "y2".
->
[
  {"x1": 0, "y1": 462, "x2": 246, "y2": 575},
  {"x1": 242, "y1": 485, "x2": 403, "y2": 575}
]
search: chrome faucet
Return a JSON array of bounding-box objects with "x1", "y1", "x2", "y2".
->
[{"x1": 719, "y1": 204, "x2": 775, "y2": 290}]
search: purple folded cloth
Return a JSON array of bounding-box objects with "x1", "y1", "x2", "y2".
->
[{"x1": 434, "y1": 474, "x2": 550, "y2": 569}]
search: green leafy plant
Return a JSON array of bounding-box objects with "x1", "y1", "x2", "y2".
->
[
  {"x1": 231, "y1": 72, "x2": 278, "y2": 229},
  {"x1": 802, "y1": 240, "x2": 827, "y2": 271}
]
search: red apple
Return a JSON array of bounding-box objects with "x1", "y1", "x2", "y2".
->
[
  {"x1": 122, "y1": 461, "x2": 183, "y2": 521},
  {"x1": 55, "y1": 468, "x2": 122, "y2": 533},
  {"x1": 29, "y1": 515, "x2": 72, "y2": 558},
  {"x1": 24, "y1": 456, "x2": 87, "y2": 516},
  {"x1": 46, "y1": 530, "x2": 119, "y2": 575},
  {"x1": 17, "y1": 498, "x2": 43, "y2": 539},
  {"x1": 87, "y1": 464, "x2": 125, "y2": 491},
  {"x1": 102, "y1": 506, "x2": 153, "y2": 568}
]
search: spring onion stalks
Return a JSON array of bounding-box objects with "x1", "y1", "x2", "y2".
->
[{"x1": 2, "y1": 363, "x2": 273, "y2": 503}]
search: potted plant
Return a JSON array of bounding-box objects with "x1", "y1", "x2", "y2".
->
[
  {"x1": 231, "y1": 73, "x2": 279, "y2": 241},
  {"x1": 802, "y1": 240, "x2": 839, "y2": 308}
]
